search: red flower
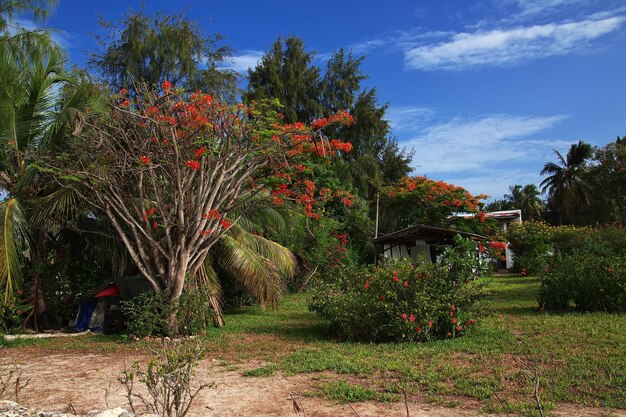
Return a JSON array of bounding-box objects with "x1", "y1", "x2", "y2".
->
[
  {"x1": 393, "y1": 276, "x2": 399, "y2": 282},
  {"x1": 418, "y1": 273, "x2": 423, "y2": 279},
  {"x1": 194, "y1": 147, "x2": 206, "y2": 158},
  {"x1": 119, "y1": 88, "x2": 129, "y2": 95},
  {"x1": 452, "y1": 318, "x2": 457, "y2": 324},
  {"x1": 364, "y1": 282, "x2": 370, "y2": 289},
  {"x1": 428, "y1": 321, "x2": 433, "y2": 327},
  {"x1": 147, "y1": 207, "x2": 157, "y2": 216},
  {"x1": 415, "y1": 327, "x2": 421, "y2": 333},
  {"x1": 409, "y1": 315, "x2": 415, "y2": 323},
  {"x1": 402, "y1": 313, "x2": 408, "y2": 319},
  {"x1": 478, "y1": 243, "x2": 485, "y2": 253},
  {"x1": 447, "y1": 332, "x2": 452, "y2": 337},
  {"x1": 342, "y1": 197, "x2": 353, "y2": 206},
  {"x1": 203, "y1": 209, "x2": 221, "y2": 220},
  {"x1": 449, "y1": 311, "x2": 454, "y2": 317},
  {"x1": 161, "y1": 80, "x2": 172, "y2": 91},
  {"x1": 607, "y1": 267, "x2": 613, "y2": 273},
  {"x1": 220, "y1": 218, "x2": 231, "y2": 229},
  {"x1": 185, "y1": 160, "x2": 201, "y2": 170},
  {"x1": 199, "y1": 229, "x2": 212, "y2": 237},
  {"x1": 152, "y1": 221, "x2": 158, "y2": 229},
  {"x1": 380, "y1": 295, "x2": 385, "y2": 300},
  {"x1": 457, "y1": 325, "x2": 462, "y2": 331},
  {"x1": 403, "y1": 281, "x2": 408, "y2": 287},
  {"x1": 140, "y1": 156, "x2": 151, "y2": 165},
  {"x1": 470, "y1": 319, "x2": 475, "y2": 324},
  {"x1": 451, "y1": 305, "x2": 456, "y2": 311}
]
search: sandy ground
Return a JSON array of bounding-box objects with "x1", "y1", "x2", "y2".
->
[{"x1": 1, "y1": 351, "x2": 624, "y2": 417}]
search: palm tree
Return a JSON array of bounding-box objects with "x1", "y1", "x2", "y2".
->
[
  {"x1": 540, "y1": 141, "x2": 593, "y2": 225},
  {"x1": 0, "y1": 20, "x2": 105, "y2": 309},
  {"x1": 504, "y1": 184, "x2": 543, "y2": 221}
]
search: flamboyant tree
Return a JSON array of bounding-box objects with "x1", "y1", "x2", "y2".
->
[
  {"x1": 49, "y1": 83, "x2": 353, "y2": 329},
  {"x1": 379, "y1": 176, "x2": 488, "y2": 234}
]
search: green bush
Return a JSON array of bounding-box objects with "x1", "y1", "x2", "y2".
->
[
  {"x1": 553, "y1": 225, "x2": 626, "y2": 257},
  {"x1": 309, "y1": 237, "x2": 485, "y2": 342},
  {"x1": 122, "y1": 286, "x2": 215, "y2": 338},
  {"x1": 507, "y1": 221, "x2": 554, "y2": 274},
  {"x1": 0, "y1": 303, "x2": 31, "y2": 335},
  {"x1": 121, "y1": 291, "x2": 170, "y2": 338},
  {"x1": 175, "y1": 286, "x2": 215, "y2": 336},
  {"x1": 539, "y1": 252, "x2": 626, "y2": 312}
]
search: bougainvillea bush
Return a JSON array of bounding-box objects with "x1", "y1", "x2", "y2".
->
[
  {"x1": 539, "y1": 252, "x2": 625, "y2": 312},
  {"x1": 309, "y1": 238, "x2": 485, "y2": 342}
]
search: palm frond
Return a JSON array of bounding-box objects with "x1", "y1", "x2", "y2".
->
[
  {"x1": 0, "y1": 198, "x2": 31, "y2": 304},
  {"x1": 216, "y1": 230, "x2": 291, "y2": 309},
  {"x1": 31, "y1": 184, "x2": 86, "y2": 228}
]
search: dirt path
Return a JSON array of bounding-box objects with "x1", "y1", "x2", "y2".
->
[{"x1": 1, "y1": 352, "x2": 623, "y2": 417}]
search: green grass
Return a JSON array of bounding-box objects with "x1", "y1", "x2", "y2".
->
[
  {"x1": 2, "y1": 274, "x2": 625, "y2": 413},
  {"x1": 319, "y1": 380, "x2": 399, "y2": 403},
  {"x1": 242, "y1": 365, "x2": 277, "y2": 377}
]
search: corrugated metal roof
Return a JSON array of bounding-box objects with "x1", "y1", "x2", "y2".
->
[{"x1": 373, "y1": 224, "x2": 486, "y2": 244}]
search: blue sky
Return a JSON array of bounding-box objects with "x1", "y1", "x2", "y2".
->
[{"x1": 40, "y1": 0, "x2": 626, "y2": 199}]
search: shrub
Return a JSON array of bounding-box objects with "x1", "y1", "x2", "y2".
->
[
  {"x1": 121, "y1": 291, "x2": 170, "y2": 338},
  {"x1": 507, "y1": 221, "x2": 554, "y2": 274},
  {"x1": 539, "y1": 252, "x2": 625, "y2": 312},
  {"x1": 122, "y1": 286, "x2": 214, "y2": 337},
  {"x1": 309, "y1": 238, "x2": 485, "y2": 342},
  {"x1": 553, "y1": 225, "x2": 626, "y2": 257},
  {"x1": 0, "y1": 303, "x2": 31, "y2": 335},
  {"x1": 175, "y1": 285, "x2": 215, "y2": 336}
]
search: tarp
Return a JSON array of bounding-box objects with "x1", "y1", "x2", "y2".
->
[
  {"x1": 93, "y1": 284, "x2": 120, "y2": 298},
  {"x1": 74, "y1": 298, "x2": 97, "y2": 331}
]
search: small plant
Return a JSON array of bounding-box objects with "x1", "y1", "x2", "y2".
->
[
  {"x1": 119, "y1": 339, "x2": 214, "y2": 417},
  {"x1": 0, "y1": 362, "x2": 31, "y2": 402}
]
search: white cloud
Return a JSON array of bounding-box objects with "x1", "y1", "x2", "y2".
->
[
  {"x1": 221, "y1": 51, "x2": 264, "y2": 73},
  {"x1": 386, "y1": 106, "x2": 435, "y2": 133},
  {"x1": 445, "y1": 170, "x2": 545, "y2": 200},
  {"x1": 405, "y1": 15, "x2": 625, "y2": 70},
  {"x1": 404, "y1": 114, "x2": 569, "y2": 175},
  {"x1": 513, "y1": 0, "x2": 594, "y2": 17},
  {"x1": 9, "y1": 17, "x2": 73, "y2": 49}
]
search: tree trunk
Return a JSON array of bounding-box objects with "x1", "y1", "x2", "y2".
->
[{"x1": 162, "y1": 253, "x2": 189, "y2": 336}]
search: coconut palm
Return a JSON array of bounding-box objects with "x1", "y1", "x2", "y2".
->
[
  {"x1": 0, "y1": 23, "x2": 105, "y2": 307},
  {"x1": 540, "y1": 141, "x2": 593, "y2": 225},
  {"x1": 504, "y1": 184, "x2": 543, "y2": 221}
]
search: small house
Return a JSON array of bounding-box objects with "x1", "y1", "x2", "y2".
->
[{"x1": 373, "y1": 224, "x2": 485, "y2": 264}]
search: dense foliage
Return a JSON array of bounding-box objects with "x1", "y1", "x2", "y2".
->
[
  {"x1": 309, "y1": 236, "x2": 485, "y2": 342},
  {"x1": 508, "y1": 221, "x2": 626, "y2": 312},
  {"x1": 539, "y1": 252, "x2": 625, "y2": 312}
]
